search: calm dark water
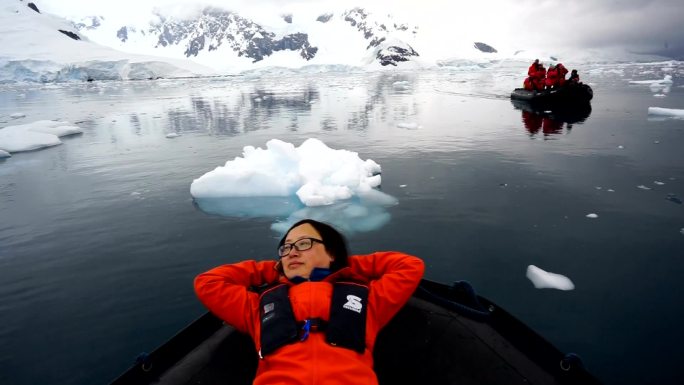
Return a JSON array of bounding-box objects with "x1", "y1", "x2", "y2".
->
[{"x1": 1, "y1": 61, "x2": 683, "y2": 385}]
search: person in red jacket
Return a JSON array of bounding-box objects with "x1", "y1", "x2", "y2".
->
[
  {"x1": 194, "y1": 219, "x2": 425, "y2": 385},
  {"x1": 525, "y1": 59, "x2": 544, "y2": 91},
  {"x1": 523, "y1": 76, "x2": 535, "y2": 91},
  {"x1": 555, "y1": 63, "x2": 569, "y2": 87},
  {"x1": 532, "y1": 63, "x2": 546, "y2": 91},
  {"x1": 545, "y1": 64, "x2": 559, "y2": 90},
  {"x1": 528, "y1": 59, "x2": 540, "y2": 77}
]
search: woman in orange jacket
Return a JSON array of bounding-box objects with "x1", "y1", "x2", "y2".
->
[{"x1": 194, "y1": 219, "x2": 425, "y2": 385}]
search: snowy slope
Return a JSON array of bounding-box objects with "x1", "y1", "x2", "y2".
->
[{"x1": 0, "y1": 1, "x2": 215, "y2": 83}]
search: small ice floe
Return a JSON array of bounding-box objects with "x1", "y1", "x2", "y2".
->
[
  {"x1": 399, "y1": 184, "x2": 407, "y2": 188},
  {"x1": 607, "y1": 189, "x2": 615, "y2": 192},
  {"x1": 10, "y1": 112, "x2": 25, "y2": 119},
  {"x1": 637, "y1": 185, "x2": 651, "y2": 190},
  {"x1": 654, "y1": 140, "x2": 660, "y2": 144},
  {"x1": 648, "y1": 107, "x2": 684, "y2": 119},
  {"x1": 650, "y1": 84, "x2": 671, "y2": 94},
  {"x1": 0, "y1": 120, "x2": 82, "y2": 153},
  {"x1": 526, "y1": 265, "x2": 575, "y2": 290},
  {"x1": 653, "y1": 94, "x2": 666, "y2": 98},
  {"x1": 130, "y1": 191, "x2": 142, "y2": 196},
  {"x1": 586, "y1": 213, "x2": 598, "y2": 218},
  {"x1": 681, "y1": 228, "x2": 684, "y2": 235},
  {"x1": 654, "y1": 181, "x2": 665, "y2": 185},
  {"x1": 397, "y1": 122, "x2": 420, "y2": 129},
  {"x1": 253, "y1": 97, "x2": 262, "y2": 102},
  {"x1": 392, "y1": 81, "x2": 411, "y2": 90},
  {"x1": 617, "y1": 145, "x2": 624, "y2": 149},
  {"x1": 0, "y1": 149, "x2": 11, "y2": 158},
  {"x1": 595, "y1": 186, "x2": 602, "y2": 190},
  {"x1": 629, "y1": 75, "x2": 673, "y2": 85},
  {"x1": 165, "y1": 133, "x2": 180, "y2": 138},
  {"x1": 630, "y1": 75, "x2": 672, "y2": 94}
]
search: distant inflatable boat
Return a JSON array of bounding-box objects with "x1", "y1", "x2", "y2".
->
[{"x1": 511, "y1": 84, "x2": 593, "y2": 106}]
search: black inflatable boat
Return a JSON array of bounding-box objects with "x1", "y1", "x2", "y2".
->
[
  {"x1": 511, "y1": 84, "x2": 593, "y2": 107},
  {"x1": 109, "y1": 279, "x2": 602, "y2": 385}
]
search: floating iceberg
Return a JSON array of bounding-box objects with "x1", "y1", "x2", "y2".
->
[
  {"x1": 0, "y1": 120, "x2": 82, "y2": 154},
  {"x1": 190, "y1": 138, "x2": 392, "y2": 207},
  {"x1": 648, "y1": 107, "x2": 684, "y2": 119},
  {"x1": 191, "y1": 138, "x2": 397, "y2": 233},
  {"x1": 526, "y1": 265, "x2": 575, "y2": 290}
]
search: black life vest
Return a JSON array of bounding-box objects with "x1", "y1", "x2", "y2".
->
[{"x1": 258, "y1": 282, "x2": 369, "y2": 357}]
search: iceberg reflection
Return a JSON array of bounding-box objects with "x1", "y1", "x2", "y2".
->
[{"x1": 194, "y1": 193, "x2": 395, "y2": 235}]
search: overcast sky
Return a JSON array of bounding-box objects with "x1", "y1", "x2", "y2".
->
[{"x1": 38, "y1": 0, "x2": 684, "y2": 58}]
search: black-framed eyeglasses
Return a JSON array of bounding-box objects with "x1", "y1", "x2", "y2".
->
[{"x1": 278, "y1": 238, "x2": 324, "y2": 258}]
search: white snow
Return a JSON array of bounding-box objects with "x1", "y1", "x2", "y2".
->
[
  {"x1": 190, "y1": 138, "x2": 392, "y2": 208},
  {"x1": 526, "y1": 265, "x2": 575, "y2": 291},
  {"x1": 0, "y1": 120, "x2": 82, "y2": 154},
  {"x1": 586, "y1": 213, "x2": 598, "y2": 218},
  {"x1": 648, "y1": 107, "x2": 684, "y2": 119}
]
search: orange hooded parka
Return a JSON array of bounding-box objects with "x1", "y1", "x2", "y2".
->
[{"x1": 194, "y1": 251, "x2": 424, "y2": 385}]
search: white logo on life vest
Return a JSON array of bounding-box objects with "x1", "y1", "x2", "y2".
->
[
  {"x1": 343, "y1": 295, "x2": 363, "y2": 313},
  {"x1": 264, "y1": 303, "x2": 274, "y2": 314}
]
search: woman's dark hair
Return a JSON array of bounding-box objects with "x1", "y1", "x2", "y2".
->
[{"x1": 278, "y1": 219, "x2": 349, "y2": 272}]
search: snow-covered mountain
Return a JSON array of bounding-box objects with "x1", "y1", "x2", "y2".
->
[
  {"x1": 70, "y1": 5, "x2": 425, "y2": 71},
  {"x1": 1, "y1": 0, "x2": 673, "y2": 83}
]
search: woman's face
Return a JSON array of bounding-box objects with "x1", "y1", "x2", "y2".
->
[{"x1": 281, "y1": 223, "x2": 333, "y2": 279}]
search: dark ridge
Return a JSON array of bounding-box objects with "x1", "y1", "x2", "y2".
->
[
  {"x1": 283, "y1": 14, "x2": 292, "y2": 24},
  {"x1": 474, "y1": 42, "x2": 497, "y2": 53},
  {"x1": 58, "y1": 29, "x2": 81, "y2": 40},
  {"x1": 377, "y1": 45, "x2": 419, "y2": 66},
  {"x1": 27, "y1": 2, "x2": 40, "y2": 13},
  {"x1": 117, "y1": 26, "x2": 128, "y2": 42},
  {"x1": 316, "y1": 13, "x2": 333, "y2": 23}
]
